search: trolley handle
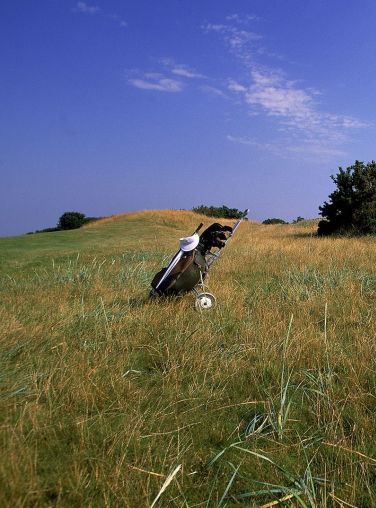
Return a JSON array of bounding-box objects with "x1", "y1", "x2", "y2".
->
[{"x1": 193, "y1": 223, "x2": 204, "y2": 235}]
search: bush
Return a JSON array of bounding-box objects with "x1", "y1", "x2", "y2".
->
[
  {"x1": 262, "y1": 218, "x2": 287, "y2": 225},
  {"x1": 318, "y1": 160, "x2": 376, "y2": 236},
  {"x1": 293, "y1": 216, "x2": 305, "y2": 223},
  {"x1": 192, "y1": 205, "x2": 244, "y2": 219},
  {"x1": 35, "y1": 227, "x2": 60, "y2": 233},
  {"x1": 83, "y1": 216, "x2": 101, "y2": 225},
  {"x1": 26, "y1": 213, "x2": 102, "y2": 234},
  {"x1": 57, "y1": 212, "x2": 87, "y2": 230}
]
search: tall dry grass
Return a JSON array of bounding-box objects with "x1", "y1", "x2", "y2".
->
[{"x1": 0, "y1": 211, "x2": 375, "y2": 507}]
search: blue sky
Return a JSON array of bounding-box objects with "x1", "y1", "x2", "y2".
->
[{"x1": 1, "y1": 0, "x2": 375, "y2": 236}]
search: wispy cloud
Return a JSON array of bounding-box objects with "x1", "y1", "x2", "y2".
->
[
  {"x1": 203, "y1": 23, "x2": 261, "y2": 52},
  {"x1": 205, "y1": 19, "x2": 290, "y2": 65},
  {"x1": 227, "y1": 135, "x2": 282, "y2": 155},
  {"x1": 244, "y1": 69, "x2": 318, "y2": 126},
  {"x1": 227, "y1": 135, "x2": 347, "y2": 161},
  {"x1": 229, "y1": 67, "x2": 368, "y2": 144},
  {"x1": 200, "y1": 85, "x2": 228, "y2": 98},
  {"x1": 107, "y1": 13, "x2": 127, "y2": 28},
  {"x1": 128, "y1": 73, "x2": 184, "y2": 92},
  {"x1": 172, "y1": 66, "x2": 204, "y2": 79},
  {"x1": 74, "y1": 2, "x2": 100, "y2": 15},
  {"x1": 124, "y1": 14, "x2": 368, "y2": 161},
  {"x1": 127, "y1": 59, "x2": 206, "y2": 94},
  {"x1": 160, "y1": 58, "x2": 206, "y2": 79},
  {"x1": 205, "y1": 18, "x2": 369, "y2": 160},
  {"x1": 73, "y1": 3, "x2": 127, "y2": 28},
  {"x1": 228, "y1": 79, "x2": 247, "y2": 93},
  {"x1": 225, "y1": 13, "x2": 259, "y2": 24}
]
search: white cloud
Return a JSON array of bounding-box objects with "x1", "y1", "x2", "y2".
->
[
  {"x1": 73, "y1": 4, "x2": 128, "y2": 28},
  {"x1": 227, "y1": 135, "x2": 347, "y2": 161},
  {"x1": 228, "y1": 79, "x2": 247, "y2": 93},
  {"x1": 128, "y1": 75, "x2": 184, "y2": 92},
  {"x1": 325, "y1": 114, "x2": 369, "y2": 129},
  {"x1": 227, "y1": 135, "x2": 280, "y2": 153},
  {"x1": 203, "y1": 23, "x2": 262, "y2": 52},
  {"x1": 172, "y1": 66, "x2": 205, "y2": 79},
  {"x1": 160, "y1": 58, "x2": 206, "y2": 79},
  {"x1": 287, "y1": 142, "x2": 347, "y2": 159},
  {"x1": 204, "y1": 18, "x2": 369, "y2": 159},
  {"x1": 233, "y1": 68, "x2": 368, "y2": 145},
  {"x1": 107, "y1": 13, "x2": 127, "y2": 28},
  {"x1": 245, "y1": 69, "x2": 316, "y2": 124},
  {"x1": 74, "y1": 2, "x2": 100, "y2": 14},
  {"x1": 226, "y1": 13, "x2": 259, "y2": 23},
  {"x1": 200, "y1": 85, "x2": 227, "y2": 98}
]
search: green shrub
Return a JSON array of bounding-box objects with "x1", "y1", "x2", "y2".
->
[
  {"x1": 262, "y1": 218, "x2": 287, "y2": 225},
  {"x1": 318, "y1": 160, "x2": 376, "y2": 236},
  {"x1": 192, "y1": 205, "x2": 244, "y2": 219},
  {"x1": 57, "y1": 212, "x2": 87, "y2": 230}
]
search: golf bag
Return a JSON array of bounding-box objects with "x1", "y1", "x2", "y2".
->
[{"x1": 150, "y1": 210, "x2": 248, "y2": 309}]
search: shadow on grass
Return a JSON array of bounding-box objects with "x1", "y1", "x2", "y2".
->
[{"x1": 124, "y1": 294, "x2": 187, "y2": 309}]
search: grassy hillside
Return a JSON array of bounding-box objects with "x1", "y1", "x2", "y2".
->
[{"x1": 1, "y1": 210, "x2": 375, "y2": 507}]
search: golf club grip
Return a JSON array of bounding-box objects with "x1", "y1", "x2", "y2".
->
[{"x1": 194, "y1": 223, "x2": 204, "y2": 234}]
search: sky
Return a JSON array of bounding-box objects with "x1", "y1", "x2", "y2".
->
[{"x1": 1, "y1": 0, "x2": 375, "y2": 236}]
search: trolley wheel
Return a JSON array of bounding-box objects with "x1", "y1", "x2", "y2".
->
[
  {"x1": 149, "y1": 288, "x2": 159, "y2": 299},
  {"x1": 195, "y1": 292, "x2": 216, "y2": 311}
]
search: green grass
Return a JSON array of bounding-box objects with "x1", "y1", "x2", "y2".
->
[{"x1": 1, "y1": 210, "x2": 376, "y2": 507}]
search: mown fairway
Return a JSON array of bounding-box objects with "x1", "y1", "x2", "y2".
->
[{"x1": 1, "y1": 210, "x2": 375, "y2": 507}]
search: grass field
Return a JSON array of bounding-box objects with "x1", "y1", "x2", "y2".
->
[{"x1": 1, "y1": 210, "x2": 375, "y2": 507}]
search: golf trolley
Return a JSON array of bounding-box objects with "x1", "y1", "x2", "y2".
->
[{"x1": 150, "y1": 210, "x2": 248, "y2": 310}]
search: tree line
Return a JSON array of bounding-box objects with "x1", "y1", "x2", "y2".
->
[
  {"x1": 29, "y1": 160, "x2": 376, "y2": 236},
  {"x1": 191, "y1": 205, "x2": 245, "y2": 219}
]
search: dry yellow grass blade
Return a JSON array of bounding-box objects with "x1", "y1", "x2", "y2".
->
[{"x1": 260, "y1": 493, "x2": 296, "y2": 507}]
